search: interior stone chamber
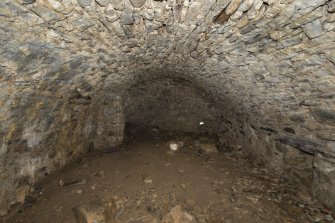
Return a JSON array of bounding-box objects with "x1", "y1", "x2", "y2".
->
[{"x1": 0, "y1": 0, "x2": 335, "y2": 216}]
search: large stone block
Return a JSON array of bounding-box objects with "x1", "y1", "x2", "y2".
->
[
  {"x1": 129, "y1": 0, "x2": 146, "y2": 8},
  {"x1": 310, "y1": 107, "x2": 335, "y2": 126},
  {"x1": 73, "y1": 199, "x2": 117, "y2": 223},
  {"x1": 77, "y1": 0, "x2": 92, "y2": 7}
]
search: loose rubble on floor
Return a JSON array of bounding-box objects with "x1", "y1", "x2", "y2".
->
[{"x1": 1, "y1": 133, "x2": 334, "y2": 223}]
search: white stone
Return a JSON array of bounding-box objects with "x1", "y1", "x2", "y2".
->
[{"x1": 169, "y1": 143, "x2": 179, "y2": 151}]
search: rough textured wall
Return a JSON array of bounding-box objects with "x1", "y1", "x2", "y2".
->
[
  {"x1": 0, "y1": 0, "x2": 335, "y2": 215},
  {"x1": 124, "y1": 76, "x2": 220, "y2": 133},
  {"x1": 0, "y1": 83, "x2": 124, "y2": 215},
  {"x1": 94, "y1": 95, "x2": 125, "y2": 150}
]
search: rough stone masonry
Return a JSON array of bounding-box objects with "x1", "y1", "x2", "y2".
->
[{"x1": 0, "y1": 0, "x2": 335, "y2": 216}]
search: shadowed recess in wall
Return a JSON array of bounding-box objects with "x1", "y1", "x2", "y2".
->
[{"x1": 123, "y1": 75, "x2": 221, "y2": 134}]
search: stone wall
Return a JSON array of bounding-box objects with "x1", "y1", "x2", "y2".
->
[
  {"x1": 0, "y1": 78, "x2": 124, "y2": 215},
  {"x1": 0, "y1": 0, "x2": 335, "y2": 215},
  {"x1": 123, "y1": 75, "x2": 220, "y2": 133}
]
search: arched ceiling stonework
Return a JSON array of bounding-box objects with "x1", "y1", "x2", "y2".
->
[{"x1": 0, "y1": 0, "x2": 335, "y2": 215}]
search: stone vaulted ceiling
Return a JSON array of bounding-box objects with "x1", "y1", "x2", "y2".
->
[{"x1": 0, "y1": 0, "x2": 335, "y2": 216}]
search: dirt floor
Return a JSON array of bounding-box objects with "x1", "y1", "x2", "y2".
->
[{"x1": 1, "y1": 132, "x2": 334, "y2": 223}]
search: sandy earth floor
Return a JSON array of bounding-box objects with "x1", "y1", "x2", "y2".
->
[{"x1": 1, "y1": 133, "x2": 334, "y2": 223}]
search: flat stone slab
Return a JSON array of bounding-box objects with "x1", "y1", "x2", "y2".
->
[
  {"x1": 310, "y1": 107, "x2": 335, "y2": 126},
  {"x1": 199, "y1": 143, "x2": 218, "y2": 154},
  {"x1": 129, "y1": 0, "x2": 146, "y2": 8},
  {"x1": 72, "y1": 199, "x2": 117, "y2": 223}
]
